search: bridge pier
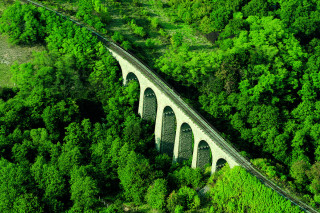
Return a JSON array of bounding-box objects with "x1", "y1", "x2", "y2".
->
[
  {"x1": 138, "y1": 85, "x2": 146, "y2": 117},
  {"x1": 154, "y1": 103, "x2": 164, "y2": 151},
  {"x1": 173, "y1": 120, "x2": 183, "y2": 163}
]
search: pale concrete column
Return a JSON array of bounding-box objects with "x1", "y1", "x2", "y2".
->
[
  {"x1": 172, "y1": 119, "x2": 183, "y2": 163},
  {"x1": 138, "y1": 85, "x2": 147, "y2": 117},
  {"x1": 121, "y1": 68, "x2": 129, "y2": 85},
  {"x1": 107, "y1": 48, "x2": 129, "y2": 85},
  {"x1": 211, "y1": 154, "x2": 219, "y2": 174},
  {"x1": 191, "y1": 136, "x2": 201, "y2": 169},
  {"x1": 154, "y1": 103, "x2": 165, "y2": 151}
]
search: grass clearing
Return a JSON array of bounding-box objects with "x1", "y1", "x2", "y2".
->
[
  {"x1": 98, "y1": 0, "x2": 217, "y2": 69},
  {"x1": 21, "y1": 0, "x2": 216, "y2": 68},
  {"x1": 0, "y1": 34, "x2": 45, "y2": 87},
  {"x1": 140, "y1": 0, "x2": 214, "y2": 48}
]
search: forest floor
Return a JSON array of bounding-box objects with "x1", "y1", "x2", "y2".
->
[{"x1": 0, "y1": 34, "x2": 45, "y2": 87}]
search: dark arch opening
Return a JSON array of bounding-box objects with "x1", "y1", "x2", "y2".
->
[
  {"x1": 216, "y1": 158, "x2": 228, "y2": 172},
  {"x1": 161, "y1": 106, "x2": 176, "y2": 157},
  {"x1": 125, "y1": 72, "x2": 139, "y2": 84},
  {"x1": 142, "y1": 88, "x2": 157, "y2": 121},
  {"x1": 125, "y1": 72, "x2": 140, "y2": 112},
  {"x1": 197, "y1": 140, "x2": 212, "y2": 170},
  {"x1": 178, "y1": 123, "x2": 194, "y2": 165}
]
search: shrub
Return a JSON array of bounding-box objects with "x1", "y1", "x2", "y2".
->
[
  {"x1": 146, "y1": 179, "x2": 167, "y2": 211},
  {"x1": 170, "y1": 33, "x2": 183, "y2": 47},
  {"x1": 177, "y1": 186, "x2": 200, "y2": 210},
  {"x1": 133, "y1": 26, "x2": 146, "y2": 37},
  {"x1": 112, "y1": 31, "x2": 124, "y2": 43},
  {"x1": 128, "y1": 19, "x2": 147, "y2": 38},
  {"x1": 167, "y1": 191, "x2": 178, "y2": 212},
  {"x1": 150, "y1": 17, "x2": 159, "y2": 29},
  {"x1": 121, "y1": 41, "x2": 132, "y2": 51},
  {"x1": 174, "y1": 205, "x2": 184, "y2": 213},
  {"x1": 169, "y1": 166, "x2": 204, "y2": 189},
  {"x1": 145, "y1": 38, "x2": 155, "y2": 48},
  {"x1": 158, "y1": 28, "x2": 168, "y2": 37},
  {"x1": 0, "y1": 2, "x2": 45, "y2": 45},
  {"x1": 167, "y1": 186, "x2": 200, "y2": 212}
]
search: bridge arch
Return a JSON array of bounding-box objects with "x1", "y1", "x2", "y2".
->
[
  {"x1": 215, "y1": 158, "x2": 228, "y2": 172},
  {"x1": 125, "y1": 72, "x2": 139, "y2": 85},
  {"x1": 196, "y1": 140, "x2": 212, "y2": 170},
  {"x1": 161, "y1": 106, "x2": 177, "y2": 157},
  {"x1": 142, "y1": 88, "x2": 157, "y2": 121},
  {"x1": 177, "y1": 122, "x2": 193, "y2": 164}
]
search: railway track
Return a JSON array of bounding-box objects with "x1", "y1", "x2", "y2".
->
[{"x1": 19, "y1": 0, "x2": 319, "y2": 212}]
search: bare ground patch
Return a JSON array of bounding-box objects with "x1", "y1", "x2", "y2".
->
[{"x1": 0, "y1": 34, "x2": 45, "y2": 87}]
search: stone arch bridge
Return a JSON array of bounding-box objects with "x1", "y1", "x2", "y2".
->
[
  {"x1": 104, "y1": 43, "x2": 316, "y2": 212},
  {"x1": 107, "y1": 43, "x2": 242, "y2": 174},
  {"x1": 20, "y1": 0, "x2": 320, "y2": 211}
]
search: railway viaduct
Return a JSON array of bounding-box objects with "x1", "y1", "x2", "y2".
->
[
  {"x1": 18, "y1": 0, "x2": 320, "y2": 211},
  {"x1": 107, "y1": 45, "x2": 239, "y2": 174}
]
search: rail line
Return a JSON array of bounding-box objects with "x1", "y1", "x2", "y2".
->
[{"x1": 19, "y1": 0, "x2": 319, "y2": 212}]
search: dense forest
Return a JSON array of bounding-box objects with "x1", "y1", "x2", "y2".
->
[
  {"x1": 155, "y1": 0, "x2": 320, "y2": 206},
  {"x1": 0, "y1": 0, "x2": 318, "y2": 212}
]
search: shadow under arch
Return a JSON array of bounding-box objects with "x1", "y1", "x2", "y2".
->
[
  {"x1": 125, "y1": 72, "x2": 139, "y2": 85},
  {"x1": 196, "y1": 140, "x2": 212, "y2": 170},
  {"x1": 161, "y1": 106, "x2": 176, "y2": 157},
  {"x1": 216, "y1": 158, "x2": 228, "y2": 172},
  {"x1": 143, "y1": 88, "x2": 157, "y2": 121},
  {"x1": 178, "y1": 123, "x2": 193, "y2": 164}
]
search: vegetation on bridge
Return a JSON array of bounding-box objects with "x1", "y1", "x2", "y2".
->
[{"x1": 0, "y1": 0, "x2": 318, "y2": 212}]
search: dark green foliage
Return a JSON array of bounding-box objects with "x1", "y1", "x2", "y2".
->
[
  {"x1": 118, "y1": 151, "x2": 152, "y2": 205},
  {"x1": 76, "y1": 0, "x2": 108, "y2": 29},
  {"x1": 279, "y1": 0, "x2": 320, "y2": 42},
  {"x1": 167, "y1": 186, "x2": 200, "y2": 212},
  {"x1": 0, "y1": 2, "x2": 45, "y2": 44},
  {"x1": 169, "y1": 166, "x2": 204, "y2": 189},
  {"x1": 307, "y1": 162, "x2": 320, "y2": 202},
  {"x1": 241, "y1": 0, "x2": 273, "y2": 18},
  {"x1": 154, "y1": 0, "x2": 320, "y2": 206},
  {"x1": 128, "y1": 19, "x2": 147, "y2": 38},
  {"x1": 290, "y1": 159, "x2": 310, "y2": 191},
  {"x1": 166, "y1": 0, "x2": 248, "y2": 33},
  {"x1": 0, "y1": 2, "x2": 153, "y2": 211},
  {"x1": 1, "y1": 0, "x2": 320, "y2": 211},
  {"x1": 112, "y1": 31, "x2": 124, "y2": 43},
  {"x1": 121, "y1": 40, "x2": 132, "y2": 51},
  {"x1": 170, "y1": 32, "x2": 183, "y2": 47},
  {"x1": 0, "y1": 87, "x2": 17, "y2": 101},
  {"x1": 69, "y1": 166, "x2": 98, "y2": 211},
  {"x1": 0, "y1": 158, "x2": 42, "y2": 212}
]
